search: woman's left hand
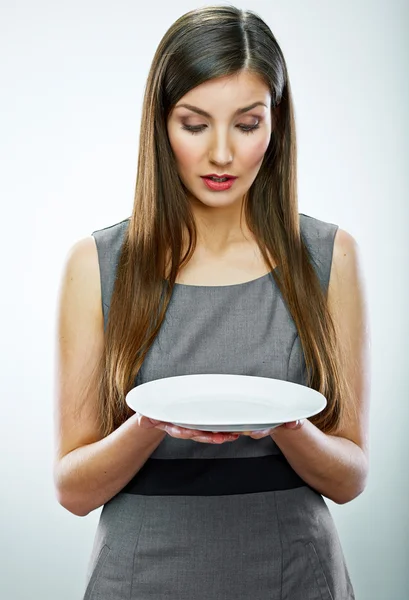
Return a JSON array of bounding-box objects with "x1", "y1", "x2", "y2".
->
[{"x1": 242, "y1": 419, "x2": 305, "y2": 439}]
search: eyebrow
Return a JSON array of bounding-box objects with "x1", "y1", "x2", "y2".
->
[{"x1": 174, "y1": 101, "x2": 267, "y2": 118}]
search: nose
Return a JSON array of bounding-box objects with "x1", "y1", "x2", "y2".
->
[{"x1": 208, "y1": 129, "x2": 233, "y2": 166}]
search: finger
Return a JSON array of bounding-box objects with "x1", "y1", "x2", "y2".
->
[
  {"x1": 145, "y1": 418, "x2": 164, "y2": 428},
  {"x1": 284, "y1": 419, "x2": 305, "y2": 429},
  {"x1": 158, "y1": 424, "x2": 240, "y2": 442},
  {"x1": 191, "y1": 434, "x2": 239, "y2": 444},
  {"x1": 248, "y1": 428, "x2": 274, "y2": 439},
  {"x1": 136, "y1": 414, "x2": 154, "y2": 428},
  {"x1": 162, "y1": 424, "x2": 202, "y2": 438},
  {"x1": 212, "y1": 433, "x2": 240, "y2": 443}
]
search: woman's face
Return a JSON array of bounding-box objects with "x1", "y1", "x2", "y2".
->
[{"x1": 167, "y1": 70, "x2": 272, "y2": 209}]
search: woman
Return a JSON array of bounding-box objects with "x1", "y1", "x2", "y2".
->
[{"x1": 53, "y1": 5, "x2": 370, "y2": 599}]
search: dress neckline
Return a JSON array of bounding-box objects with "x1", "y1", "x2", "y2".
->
[{"x1": 167, "y1": 267, "x2": 278, "y2": 289}]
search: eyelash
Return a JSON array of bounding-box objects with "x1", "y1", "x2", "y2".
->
[{"x1": 181, "y1": 123, "x2": 260, "y2": 136}]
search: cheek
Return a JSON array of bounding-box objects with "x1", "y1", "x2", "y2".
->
[
  {"x1": 241, "y1": 136, "x2": 270, "y2": 168},
  {"x1": 169, "y1": 132, "x2": 201, "y2": 171},
  {"x1": 175, "y1": 146, "x2": 198, "y2": 170}
]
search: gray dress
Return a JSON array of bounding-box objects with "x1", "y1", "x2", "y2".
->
[{"x1": 83, "y1": 213, "x2": 355, "y2": 600}]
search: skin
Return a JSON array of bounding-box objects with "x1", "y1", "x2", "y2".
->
[
  {"x1": 138, "y1": 70, "x2": 370, "y2": 503},
  {"x1": 167, "y1": 70, "x2": 273, "y2": 258},
  {"x1": 137, "y1": 415, "x2": 303, "y2": 443}
]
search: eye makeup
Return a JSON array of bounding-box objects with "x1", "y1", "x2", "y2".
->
[{"x1": 181, "y1": 123, "x2": 261, "y2": 135}]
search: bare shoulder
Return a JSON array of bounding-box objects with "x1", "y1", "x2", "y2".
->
[
  {"x1": 63, "y1": 235, "x2": 100, "y2": 287},
  {"x1": 331, "y1": 227, "x2": 362, "y2": 276},
  {"x1": 58, "y1": 235, "x2": 103, "y2": 324},
  {"x1": 328, "y1": 226, "x2": 369, "y2": 344},
  {"x1": 328, "y1": 228, "x2": 364, "y2": 300}
]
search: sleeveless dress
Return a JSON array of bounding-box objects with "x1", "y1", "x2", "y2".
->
[{"x1": 83, "y1": 212, "x2": 356, "y2": 600}]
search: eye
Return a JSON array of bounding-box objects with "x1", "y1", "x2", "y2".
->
[
  {"x1": 239, "y1": 123, "x2": 260, "y2": 135},
  {"x1": 181, "y1": 123, "x2": 260, "y2": 136}
]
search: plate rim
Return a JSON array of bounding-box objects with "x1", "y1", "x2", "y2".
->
[{"x1": 126, "y1": 374, "x2": 327, "y2": 425}]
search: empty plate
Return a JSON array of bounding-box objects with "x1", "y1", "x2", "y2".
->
[{"x1": 126, "y1": 374, "x2": 326, "y2": 433}]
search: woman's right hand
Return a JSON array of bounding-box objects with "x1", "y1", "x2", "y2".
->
[{"x1": 136, "y1": 413, "x2": 240, "y2": 444}]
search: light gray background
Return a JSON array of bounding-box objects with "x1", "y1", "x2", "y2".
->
[{"x1": 0, "y1": 1, "x2": 408, "y2": 598}]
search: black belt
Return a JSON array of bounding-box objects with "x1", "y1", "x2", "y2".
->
[{"x1": 121, "y1": 454, "x2": 307, "y2": 496}]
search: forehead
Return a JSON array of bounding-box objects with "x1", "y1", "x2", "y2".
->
[{"x1": 173, "y1": 71, "x2": 271, "y2": 115}]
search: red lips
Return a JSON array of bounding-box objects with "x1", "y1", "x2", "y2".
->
[{"x1": 202, "y1": 173, "x2": 237, "y2": 179}]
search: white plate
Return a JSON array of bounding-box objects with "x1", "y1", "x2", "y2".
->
[
  {"x1": 126, "y1": 374, "x2": 326, "y2": 433},
  {"x1": 172, "y1": 422, "x2": 283, "y2": 432}
]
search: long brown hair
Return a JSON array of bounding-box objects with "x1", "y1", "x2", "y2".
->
[{"x1": 87, "y1": 4, "x2": 353, "y2": 438}]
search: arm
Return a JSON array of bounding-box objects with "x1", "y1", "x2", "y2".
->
[
  {"x1": 55, "y1": 414, "x2": 166, "y2": 517},
  {"x1": 53, "y1": 236, "x2": 166, "y2": 517},
  {"x1": 271, "y1": 228, "x2": 371, "y2": 504}
]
